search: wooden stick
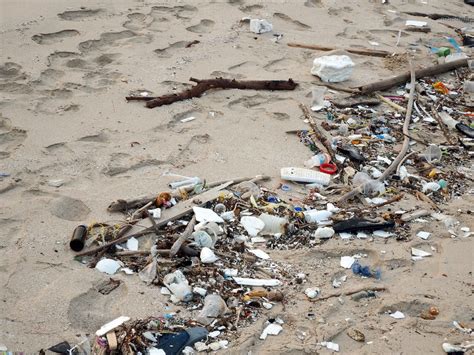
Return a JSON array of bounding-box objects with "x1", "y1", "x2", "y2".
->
[
  {"x1": 288, "y1": 42, "x2": 391, "y2": 58},
  {"x1": 126, "y1": 78, "x2": 297, "y2": 108},
  {"x1": 403, "y1": 11, "x2": 473, "y2": 22},
  {"x1": 431, "y1": 107, "x2": 456, "y2": 145},
  {"x1": 75, "y1": 224, "x2": 134, "y2": 257},
  {"x1": 310, "y1": 285, "x2": 387, "y2": 302},
  {"x1": 299, "y1": 103, "x2": 336, "y2": 161},
  {"x1": 339, "y1": 60, "x2": 416, "y2": 203},
  {"x1": 77, "y1": 182, "x2": 233, "y2": 256},
  {"x1": 107, "y1": 175, "x2": 270, "y2": 213},
  {"x1": 356, "y1": 58, "x2": 469, "y2": 95},
  {"x1": 375, "y1": 93, "x2": 406, "y2": 112},
  {"x1": 169, "y1": 215, "x2": 196, "y2": 257},
  {"x1": 370, "y1": 193, "x2": 404, "y2": 208},
  {"x1": 313, "y1": 82, "x2": 358, "y2": 94}
]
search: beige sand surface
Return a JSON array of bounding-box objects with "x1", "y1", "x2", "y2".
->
[{"x1": 0, "y1": 0, "x2": 473, "y2": 353}]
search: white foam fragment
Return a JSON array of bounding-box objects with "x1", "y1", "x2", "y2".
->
[
  {"x1": 340, "y1": 256, "x2": 355, "y2": 269},
  {"x1": 260, "y1": 323, "x2": 282, "y2": 340},
  {"x1": 389, "y1": 311, "x2": 405, "y2": 319},
  {"x1": 416, "y1": 231, "x2": 431, "y2": 240}
]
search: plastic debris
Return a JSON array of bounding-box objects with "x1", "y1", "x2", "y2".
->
[
  {"x1": 96, "y1": 316, "x2": 131, "y2": 336},
  {"x1": 200, "y1": 247, "x2": 219, "y2": 263},
  {"x1": 305, "y1": 287, "x2": 320, "y2": 299},
  {"x1": 240, "y1": 216, "x2": 265, "y2": 237},
  {"x1": 196, "y1": 294, "x2": 229, "y2": 325},
  {"x1": 314, "y1": 226, "x2": 335, "y2": 239},
  {"x1": 95, "y1": 258, "x2": 123, "y2": 275},
  {"x1": 389, "y1": 311, "x2": 405, "y2": 319},
  {"x1": 233, "y1": 277, "x2": 281, "y2": 287},
  {"x1": 340, "y1": 256, "x2": 355, "y2": 269},
  {"x1": 260, "y1": 323, "x2": 283, "y2": 340},
  {"x1": 416, "y1": 231, "x2": 431, "y2": 240},
  {"x1": 250, "y1": 19, "x2": 273, "y2": 34},
  {"x1": 321, "y1": 341, "x2": 340, "y2": 352},
  {"x1": 193, "y1": 207, "x2": 224, "y2": 223},
  {"x1": 249, "y1": 249, "x2": 270, "y2": 259},
  {"x1": 411, "y1": 248, "x2": 432, "y2": 260}
]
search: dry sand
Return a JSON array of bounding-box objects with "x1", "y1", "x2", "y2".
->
[{"x1": 0, "y1": 0, "x2": 473, "y2": 353}]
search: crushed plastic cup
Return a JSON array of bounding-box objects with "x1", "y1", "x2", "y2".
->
[
  {"x1": 353, "y1": 172, "x2": 385, "y2": 196},
  {"x1": 196, "y1": 294, "x2": 229, "y2": 325},
  {"x1": 163, "y1": 270, "x2": 193, "y2": 302},
  {"x1": 421, "y1": 144, "x2": 442, "y2": 163},
  {"x1": 310, "y1": 86, "x2": 329, "y2": 111}
]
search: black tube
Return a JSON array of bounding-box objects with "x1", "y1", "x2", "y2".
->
[{"x1": 70, "y1": 225, "x2": 87, "y2": 252}]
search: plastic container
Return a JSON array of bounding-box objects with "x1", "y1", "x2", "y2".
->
[
  {"x1": 438, "y1": 112, "x2": 458, "y2": 129},
  {"x1": 303, "y1": 209, "x2": 332, "y2": 223},
  {"x1": 310, "y1": 86, "x2": 328, "y2": 111},
  {"x1": 258, "y1": 213, "x2": 288, "y2": 234},
  {"x1": 195, "y1": 294, "x2": 229, "y2": 325},
  {"x1": 163, "y1": 270, "x2": 193, "y2": 302},
  {"x1": 304, "y1": 153, "x2": 330, "y2": 168}
]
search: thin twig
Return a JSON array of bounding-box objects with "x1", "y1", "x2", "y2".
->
[{"x1": 310, "y1": 285, "x2": 387, "y2": 302}]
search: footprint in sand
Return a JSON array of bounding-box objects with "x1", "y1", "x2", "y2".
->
[
  {"x1": 31, "y1": 30, "x2": 79, "y2": 45},
  {"x1": 78, "y1": 30, "x2": 138, "y2": 53},
  {"x1": 263, "y1": 58, "x2": 304, "y2": 73},
  {"x1": 0, "y1": 62, "x2": 27, "y2": 81},
  {"x1": 304, "y1": 0, "x2": 323, "y2": 7},
  {"x1": 228, "y1": 61, "x2": 260, "y2": 72},
  {"x1": 151, "y1": 5, "x2": 197, "y2": 19},
  {"x1": 210, "y1": 71, "x2": 245, "y2": 79},
  {"x1": 102, "y1": 152, "x2": 167, "y2": 176},
  {"x1": 154, "y1": 41, "x2": 198, "y2": 58},
  {"x1": 186, "y1": 19, "x2": 215, "y2": 34},
  {"x1": 94, "y1": 53, "x2": 119, "y2": 66},
  {"x1": 58, "y1": 8, "x2": 104, "y2": 21},
  {"x1": 239, "y1": 4, "x2": 264, "y2": 13},
  {"x1": 0, "y1": 115, "x2": 27, "y2": 158},
  {"x1": 123, "y1": 13, "x2": 154, "y2": 30},
  {"x1": 77, "y1": 130, "x2": 110, "y2": 143},
  {"x1": 273, "y1": 13, "x2": 311, "y2": 30},
  {"x1": 67, "y1": 286, "x2": 127, "y2": 331},
  {"x1": 50, "y1": 196, "x2": 91, "y2": 221},
  {"x1": 169, "y1": 134, "x2": 211, "y2": 168}
]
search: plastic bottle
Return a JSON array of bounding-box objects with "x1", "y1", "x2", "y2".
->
[
  {"x1": 303, "y1": 209, "x2": 332, "y2": 223},
  {"x1": 195, "y1": 294, "x2": 229, "y2": 325},
  {"x1": 304, "y1": 153, "x2": 330, "y2": 168},
  {"x1": 163, "y1": 270, "x2": 193, "y2": 302}
]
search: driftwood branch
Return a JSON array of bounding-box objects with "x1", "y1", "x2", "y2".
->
[
  {"x1": 356, "y1": 58, "x2": 469, "y2": 95},
  {"x1": 287, "y1": 42, "x2": 392, "y2": 58},
  {"x1": 299, "y1": 103, "x2": 336, "y2": 161},
  {"x1": 310, "y1": 285, "x2": 387, "y2": 302},
  {"x1": 403, "y1": 11, "x2": 473, "y2": 23},
  {"x1": 431, "y1": 107, "x2": 456, "y2": 145},
  {"x1": 339, "y1": 60, "x2": 416, "y2": 203},
  {"x1": 169, "y1": 215, "x2": 196, "y2": 257},
  {"x1": 126, "y1": 78, "x2": 297, "y2": 108},
  {"x1": 107, "y1": 175, "x2": 270, "y2": 213}
]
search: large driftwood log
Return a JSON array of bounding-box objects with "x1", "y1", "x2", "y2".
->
[
  {"x1": 356, "y1": 58, "x2": 469, "y2": 94},
  {"x1": 288, "y1": 42, "x2": 392, "y2": 58},
  {"x1": 126, "y1": 78, "x2": 297, "y2": 108}
]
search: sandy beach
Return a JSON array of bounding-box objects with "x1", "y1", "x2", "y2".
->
[{"x1": 1, "y1": 0, "x2": 473, "y2": 353}]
